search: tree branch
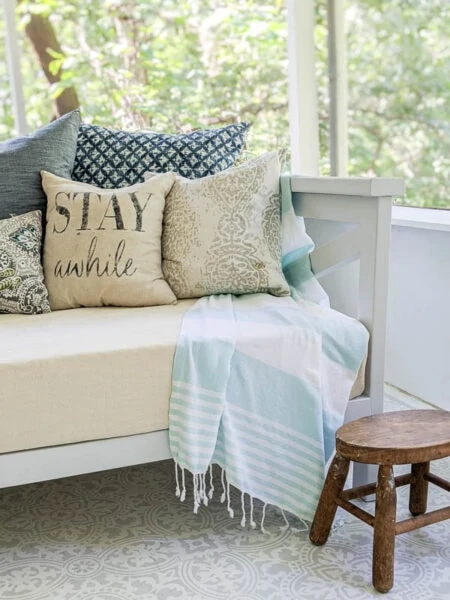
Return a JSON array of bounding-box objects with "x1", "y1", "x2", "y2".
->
[{"x1": 22, "y1": 8, "x2": 79, "y2": 118}]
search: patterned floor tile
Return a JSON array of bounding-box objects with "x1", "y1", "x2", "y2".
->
[{"x1": 1, "y1": 391, "x2": 449, "y2": 599}]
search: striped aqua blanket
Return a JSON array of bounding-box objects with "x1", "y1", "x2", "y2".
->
[{"x1": 169, "y1": 176, "x2": 369, "y2": 524}]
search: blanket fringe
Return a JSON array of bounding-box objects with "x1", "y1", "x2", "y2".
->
[
  {"x1": 174, "y1": 461, "x2": 304, "y2": 532},
  {"x1": 280, "y1": 508, "x2": 290, "y2": 531},
  {"x1": 220, "y1": 468, "x2": 226, "y2": 503},
  {"x1": 180, "y1": 467, "x2": 186, "y2": 502},
  {"x1": 226, "y1": 480, "x2": 234, "y2": 518},
  {"x1": 249, "y1": 495, "x2": 256, "y2": 529},
  {"x1": 174, "y1": 462, "x2": 180, "y2": 498},
  {"x1": 208, "y1": 465, "x2": 214, "y2": 500},
  {"x1": 174, "y1": 462, "x2": 187, "y2": 502},
  {"x1": 261, "y1": 502, "x2": 267, "y2": 533},
  {"x1": 240, "y1": 492, "x2": 246, "y2": 527},
  {"x1": 193, "y1": 474, "x2": 200, "y2": 514}
]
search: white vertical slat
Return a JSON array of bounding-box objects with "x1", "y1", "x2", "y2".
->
[
  {"x1": 2, "y1": 0, "x2": 28, "y2": 134},
  {"x1": 353, "y1": 197, "x2": 393, "y2": 488},
  {"x1": 327, "y1": 0, "x2": 348, "y2": 175},
  {"x1": 287, "y1": 0, "x2": 320, "y2": 175},
  {"x1": 358, "y1": 196, "x2": 392, "y2": 416}
]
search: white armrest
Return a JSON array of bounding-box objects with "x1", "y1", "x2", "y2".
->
[
  {"x1": 289, "y1": 174, "x2": 404, "y2": 417},
  {"x1": 290, "y1": 175, "x2": 405, "y2": 197}
]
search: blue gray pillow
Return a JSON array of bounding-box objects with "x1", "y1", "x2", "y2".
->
[
  {"x1": 72, "y1": 122, "x2": 250, "y2": 188},
  {"x1": 0, "y1": 110, "x2": 81, "y2": 221}
]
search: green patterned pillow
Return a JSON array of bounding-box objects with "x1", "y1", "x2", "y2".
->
[
  {"x1": 0, "y1": 211, "x2": 50, "y2": 314},
  {"x1": 155, "y1": 151, "x2": 290, "y2": 299}
]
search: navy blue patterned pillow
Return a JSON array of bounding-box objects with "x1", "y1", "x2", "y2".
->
[{"x1": 72, "y1": 122, "x2": 250, "y2": 188}]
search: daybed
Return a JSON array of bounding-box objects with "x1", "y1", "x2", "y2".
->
[{"x1": 0, "y1": 174, "x2": 404, "y2": 490}]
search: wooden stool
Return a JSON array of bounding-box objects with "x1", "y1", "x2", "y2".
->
[{"x1": 309, "y1": 410, "x2": 450, "y2": 593}]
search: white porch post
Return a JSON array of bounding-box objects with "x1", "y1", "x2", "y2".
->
[
  {"x1": 287, "y1": 0, "x2": 320, "y2": 175},
  {"x1": 327, "y1": 0, "x2": 348, "y2": 175},
  {"x1": 2, "y1": 0, "x2": 28, "y2": 135}
]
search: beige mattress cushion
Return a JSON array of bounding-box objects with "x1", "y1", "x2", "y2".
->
[
  {"x1": 0, "y1": 302, "x2": 366, "y2": 454},
  {"x1": 0, "y1": 301, "x2": 195, "y2": 453}
]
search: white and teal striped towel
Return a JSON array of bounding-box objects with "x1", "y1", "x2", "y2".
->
[{"x1": 169, "y1": 175, "x2": 369, "y2": 524}]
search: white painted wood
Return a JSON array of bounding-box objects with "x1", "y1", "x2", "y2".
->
[
  {"x1": 0, "y1": 175, "x2": 401, "y2": 488},
  {"x1": 386, "y1": 226, "x2": 450, "y2": 411},
  {"x1": 344, "y1": 395, "x2": 372, "y2": 421},
  {"x1": 291, "y1": 175, "x2": 405, "y2": 197},
  {"x1": 0, "y1": 431, "x2": 171, "y2": 488},
  {"x1": 294, "y1": 193, "x2": 390, "y2": 226},
  {"x1": 292, "y1": 181, "x2": 396, "y2": 418},
  {"x1": 357, "y1": 197, "x2": 392, "y2": 415},
  {"x1": 310, "y1": 226, "x2": 361, "y2": 278},
  {"x1": 327, "y1": 0, "x2": 348, "y2": 176},
  {"x1": 287, "y1": 0, "x2": 320, "y2": 175},
  {"x1": 2, "y1": 0, "x2": 27, "y2": 134},
  {"x1": 392, "y1": 205, "x2": 450, "y2": 233}
]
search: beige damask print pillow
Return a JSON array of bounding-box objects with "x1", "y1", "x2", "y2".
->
[
  {"x1": 158, "y1": 152, "x2": 290, "y2": 299},
  {"x1": 41, "y1": 171, "x2": 177, "y2": 310}
]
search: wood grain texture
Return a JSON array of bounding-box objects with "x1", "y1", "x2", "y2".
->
[
  {"x1": 373, "y1": 465, "x2": 396, "y2": 593},
  {"x1": 336, "y1": 496, "x2": 374, "y2": 527},
  {"x1": 425, "y1": 472, "x2": 450, "y2": 492},
  {"x1": 336, "y1": 410, "x2": 450, "y2": 465},
  {"x1": 409, "y1": 462, "x2": 429, "y2": 516},
  {"x1": 395, "y1": 506, "x2": 450, "y2": 535},
  {"x1": 309, "y1": 453, "x2": 350, "y2": 545},
  {"x1": 311, "y1": 409, "x2": 450, "y2": 593}
]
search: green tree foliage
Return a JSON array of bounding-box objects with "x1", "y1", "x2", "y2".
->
[
  {"x1": 9, "y1": 0, "x2": 290, "y2": 159},
  {"x1": 346, "y1": 0, "x2": 450, "y2": 207},
  {"x1": 0, "y1": 16, "x2": 14, "y2": 138},
  {"x1": 1, "y1": 0, "x2": 449, "y2": 207}
]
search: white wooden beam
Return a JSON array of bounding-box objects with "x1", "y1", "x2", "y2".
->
[
  {"x1": 287, "y1": 0, "x2": 320, "y2": 175},
  {"x1": 327, "y1": 0, "x2": 348, "y2": 175},
  {"x1": 357, "y1": 196, "x2": 393, "y2": 416},
  {"x1": 0, "y1": 430, "x2": 171, "y2": 488},
  {"x1": 310, "y1": 226, "x2": 362, "y2": 277},
  {"x1": 291, "y1": 175, "x2": 405, "y2": 197},
  {"x1": 2, "y1": 0, "x2": 28, "y2": 135}
]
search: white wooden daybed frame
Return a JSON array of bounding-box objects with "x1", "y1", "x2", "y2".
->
[{"x1": 0, "y1": 175, "x2": 404, "y2": 490}]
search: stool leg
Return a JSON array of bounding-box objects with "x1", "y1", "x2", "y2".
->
[
  {"x1": 309, "y1": 453, "x2": 350, "y2": 545},
  {"x1": 409, "y1": 462, "x2": 429, "y2": 516},
  {"x1": 373, "y1": 465, "x2": 397, "y2": 593}
]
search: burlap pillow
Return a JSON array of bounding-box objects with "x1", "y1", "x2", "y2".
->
[
  {"x1": 157, "y1": 152, "x2": 290, "y2": 299},
  {"x1": 42, "y1": 171, "x2": 177, "y2": 310}
]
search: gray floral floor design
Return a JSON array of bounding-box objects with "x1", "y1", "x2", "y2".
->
[{"x1": 1, "y1": 388, "x2": 449, "y2": 600}]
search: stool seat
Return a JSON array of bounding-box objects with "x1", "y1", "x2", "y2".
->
[
  {"x1": 337, "y1": 409, "x2": 450, "y2": 465},
  {"x1": 309, "y1": 409, "x2": 450, "y2": 593}
]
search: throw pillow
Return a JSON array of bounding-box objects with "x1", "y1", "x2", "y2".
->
[
  {"x1": 157, "y1": 151, "x2": 290, "y2": 299},
  {"x1": 72, "y1": 122, "x2": 250, "y2": 188},
  {"x1": 41, "y1": 171, "x2": 177, "y2": 310},
  {"x1": 0, "y1": 211, "x2": 51, "y2": 314},
  {"x1": 0, "y1": 111, "x2": 81, "y2": 221}
]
